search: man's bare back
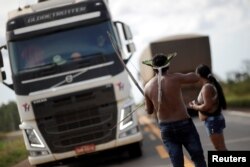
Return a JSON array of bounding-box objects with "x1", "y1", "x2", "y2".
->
[{"x1": 144, "y1": 72, "x2": 199, "y2": 123}]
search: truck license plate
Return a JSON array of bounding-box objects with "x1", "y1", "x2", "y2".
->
[{"x1": 75, "y1": 144, "x2": 95, "y2": 154}]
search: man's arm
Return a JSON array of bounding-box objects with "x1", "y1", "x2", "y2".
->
[
  {"x1": 144, "y1": 86, "x2": 154, "y2": 115},
  {"x1": 144, "y1": 94, "x2": 154, "y2": 115},
  {"x1": 178, "y1": 72, "x2": 199, "y2": 84}
]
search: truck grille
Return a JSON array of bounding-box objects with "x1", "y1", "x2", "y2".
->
[{"x1": 32, "y1": 84, "x2": 117, "y2": 153}]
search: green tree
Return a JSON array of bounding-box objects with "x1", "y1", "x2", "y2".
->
[{"x1": 0, "y1": 101, "x2": 20, "y2": 132}]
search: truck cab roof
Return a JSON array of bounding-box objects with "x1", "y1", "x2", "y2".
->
[{"x1": 8, "y1": 0, "x2": 88, "y2": 20}]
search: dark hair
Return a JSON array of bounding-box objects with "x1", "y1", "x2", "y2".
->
[
  {"x1": 195, "y1": 64, "x2": 227, "y2": 109},
  {"x1": 152, "y1": 54, "x2": 169, "y2": 74}
]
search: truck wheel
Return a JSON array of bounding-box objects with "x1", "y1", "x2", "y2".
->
[
  {"x1": 128, "y1": 142, "x2": 143, "y2": 158},
  {"x1": 35, "y1": 163, "x2": 53, "y2": 167}
]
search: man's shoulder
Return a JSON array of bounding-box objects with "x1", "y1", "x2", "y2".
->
[
  {"x1": 144, "y1": 77, "x2": 157, "y2": 92},
  {"x1": 144, "y1": 78, "x2": 153, "y2": 88}
]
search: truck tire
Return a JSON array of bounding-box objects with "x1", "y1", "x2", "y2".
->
[{"x1": 128, "y1": 142, "x2": 143, "y2": 158}]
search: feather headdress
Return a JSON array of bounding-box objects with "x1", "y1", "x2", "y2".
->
[{"x1": 142, "y1": 52, "x2": 177, "y2": 112}]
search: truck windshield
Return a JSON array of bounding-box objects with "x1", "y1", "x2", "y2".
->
[{"x1": 9, "y1": 21, "x2": 119, "y2": 75}]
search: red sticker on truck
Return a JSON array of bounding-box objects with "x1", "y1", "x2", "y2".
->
[{"x1": 75, "y1": 144, "x2": 95, "y2": 154}]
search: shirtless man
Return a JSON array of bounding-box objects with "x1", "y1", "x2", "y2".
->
[{"x1": 143, "y1": 53, "x2": 207, "y2": 167}]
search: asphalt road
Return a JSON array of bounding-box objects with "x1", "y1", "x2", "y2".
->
[{"x1": 13, "y1": 109, "x2": 250, "y2": 167}]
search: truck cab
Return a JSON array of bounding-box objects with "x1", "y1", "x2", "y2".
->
[{"x1": 0, "y1": 0, "x2": 143, "y2": 166}]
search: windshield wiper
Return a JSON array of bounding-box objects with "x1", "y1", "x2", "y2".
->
[
  {"x1": 21, "y1": 63, "x2": 57, "y2": 73},
  {"x1": 70, "y1": 52, "x2": 105, "y2": 66}
]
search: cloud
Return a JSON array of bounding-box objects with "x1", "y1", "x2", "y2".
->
[
  {"x1": 111, "y1": 0, "x2": 249, "y2": 35},
  {"x1": 109, "y1": 0, "x2": 250, "y2": 80},
  {"x1": 0, "y1": 0, "x2": 249, "y2": 103}
]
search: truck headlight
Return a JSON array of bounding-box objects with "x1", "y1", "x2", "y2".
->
[
  {"x1": 25, "y1": 129, "x2": 45, "y2": 148},
  {"x1": 119, "y1": 126, "x2": 139, "y2": 138},
  {"x1": 120, "y1": 106, "x2": 133, "y2": 130},
  {"x1": 29, "y1": 150, "x2": 49, "y2": 157}
]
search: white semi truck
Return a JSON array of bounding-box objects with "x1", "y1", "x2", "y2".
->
[{"x1": 0, "y1": 0, "x2": 143, "y2": 166}]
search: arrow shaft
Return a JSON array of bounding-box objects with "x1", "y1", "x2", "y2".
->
[{"x1": 107, "y1": 32, "x2": 144, "y2": 96}]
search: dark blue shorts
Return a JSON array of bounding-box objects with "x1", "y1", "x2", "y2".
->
[{"x1": 204, "y1": 114, "x2": 226, "y2": 135}]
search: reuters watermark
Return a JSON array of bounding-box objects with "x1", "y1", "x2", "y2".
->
[{"x1": 208, "y1": 151, "x2": 250, "y2": 167}]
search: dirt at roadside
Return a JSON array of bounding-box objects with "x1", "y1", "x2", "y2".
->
[
  {"x1": 4, "y1": 131, "x2": 22, "y2": 140},
  {"x1": 0, "y1": 131, "x2": 31, "y2": 167},
  {"x1": 12, "y1": 160, "x2": 32, "y2": 167}
]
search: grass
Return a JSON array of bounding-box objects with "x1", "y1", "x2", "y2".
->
[
  {"x1": 0, "y1": 136, "x2": 28, "y2": 167},
  {"x1": 222, "y1": 80, "x2": 250, "y2": 108},
  {"x1": 226, "y1": 95, "x2": 250, "y2": 108}
]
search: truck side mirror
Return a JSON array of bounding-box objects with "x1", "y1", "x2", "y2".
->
[
  {"x1": 114, "y1": 21, "x2": 133, "y2": 41},
  {"x1": 0, "y1": 68, "x2": 13, "y2": 89},
  {"x1": 113, "y1": 21, "x2": 136, "y2": 64},
  {"x1": 0, "y1": 54, "x2": 3, "y2": 68},
  {"x1": 0, "y1": 45, "x2": 7, "y2": 82},
  {"x1": 0, "y1": 45, "x2": 5, "y2": 68},
  {"x1": 122, "y1": 24, "x2": 133, "y2": 40},
  {"x1": 123, "y1": 43, "x2": 136, "y2": 64},
  {"x1": 127, "y1": 43, "x2": 136, "y2": 53},
  {"x1": 0, "y1": 70, "x2": 6, "y2": 81}
]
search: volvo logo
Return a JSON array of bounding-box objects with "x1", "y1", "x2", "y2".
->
[{"x1": 65, "y1": 75, "x2": 73, "y2": 83}]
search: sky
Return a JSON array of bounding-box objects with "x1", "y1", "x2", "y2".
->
[{"x1": 0, "y1": 0, "x2": 250, "y2": 104}]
